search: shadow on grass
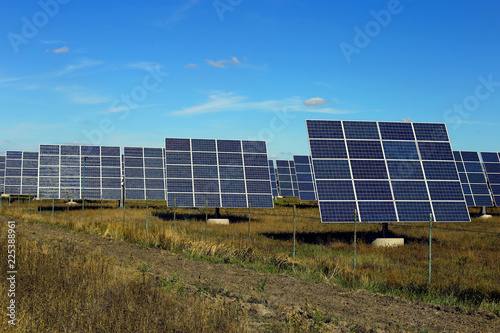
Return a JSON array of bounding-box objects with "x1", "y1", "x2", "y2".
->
[{"x1": 262, "y1": 229, "x2": 431, "y2": 246}]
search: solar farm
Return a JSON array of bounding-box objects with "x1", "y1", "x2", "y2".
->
[{"x1": 1, "y1": 120, "x2": 500, "y2": 330}]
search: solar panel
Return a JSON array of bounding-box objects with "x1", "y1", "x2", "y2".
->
[
  {"x1": 480, "y1": 152, "x2": 500, "y2": 205},
  {"x1": 453, "y1": 151, "x2": 493, "y2": 207},
  {"x1": 4, "y1": 151, "x2": 39, "y2": 195},
  {"x1": 293, "y1": 155, "x2": 318, "y2": 201},
  {"x1": 38, "y1": 144, "x2": 122, "y2": 200},
  {"x1": 123, "y1": 147, "x2": 166, "y2": 200},
  {"x1": 276, "y1": 160, "x2": 299, "y2": 197},
  {"x1": 0, "y1": 156, "x2": 5, "y2": 193},
  {"x1": 268, "y1": 160, "x2": 279, "y2": 197},
  {"x1": 306, "y1": 120, "x2": 470, "y2": 223},
  {"x1": 164, "y1": 138, "x2": 273, "y2": 208}
]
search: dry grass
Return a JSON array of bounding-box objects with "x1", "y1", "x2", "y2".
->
[
  {"x1": 2, "y1": 197, "x2": 500, "y2": 316},
  {"x1": 0, "y1": 225, "x2": 248, "y2": 332}
]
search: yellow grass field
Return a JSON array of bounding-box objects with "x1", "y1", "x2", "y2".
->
[{"x1": 2, "y1": 197, "x2": 499, "y2": 319}]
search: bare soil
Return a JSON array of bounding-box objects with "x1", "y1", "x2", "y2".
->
[{"x1": 6, "y1": 215, "x2": 499, "y2": 332}]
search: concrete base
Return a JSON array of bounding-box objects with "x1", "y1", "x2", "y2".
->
[
  {"x1": 208, "y1": 218, "x2": 230, "y2": 225},
  {"x1": 372, "y1": 238, "x2": 404, "y2": 247},
  {"x1": 1, "y1": 194, "x2": 10, "y2": 198},
  {"x1": 480, "y1": 214, "x2": 492, "y2": 219}
]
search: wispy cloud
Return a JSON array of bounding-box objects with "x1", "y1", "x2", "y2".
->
[
  {"x1": 303, "y1": 97, "x2": 330, "y2": 107},
  {"x1": 400, "y1": 117, "x2": 412, "y2": 122},
  {"x1": 50, "y1": 59, "x2": 103, "y2": 78},
  {"x1": 0, "y1": 77, "x2": 23, "y2": 84},
  {"x1": 170, "y1": 91, "x2": 354, "y2": 116},
  {"x1": 205, "y1": 56, "x2": 245, "y2": 69},
  {"x1": 69, "y1": 93, "x2": 112, "y2": 105},
  {"x1": 127, "y1": 61, "x2": 162, "y2": 71},
  {"x1": 154, "y1": 0, "x2": 200, "y2": 26},
  {"x1": 185, "y1": 63, "x2": 199, "y2": 69},
  {"x1": 40, "y1": 40, "x2": 67, "y2": 44}
]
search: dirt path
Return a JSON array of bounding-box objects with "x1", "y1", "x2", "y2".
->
[{"x1": 6, "y1": 215, "x2": 499, "y2": 332}]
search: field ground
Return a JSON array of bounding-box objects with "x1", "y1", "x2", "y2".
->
[{"x1": 0, "y1": 198, "x2": 499, "y2": 332}]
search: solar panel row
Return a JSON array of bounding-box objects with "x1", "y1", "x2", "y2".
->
[
  {"x1": 480, "y1": 152, "x2": 500, "y2": 205},
  {"x1": 38, "y1": 145, "x2": 122, "y2": 200},
  {"x1": 276, "y1": 160, "x2": 299, "y2": 197},
  {"x1": 164, "y1": 138, "x2": 274, "y2": 208},
  {"x1": 293, "y1": 155, "x2": 317, "y2": 201},
  {"x1": 268, "y1": 160, "x2": 279, "y2": 197},
  {"x1": 4, "y1": 151, "x2": 39, "y2": 195},
  {"x1": 453, "y1": 151, "x2": 493, "y2": 207},
  {"x1": 306, "y1": 120, "x2": 470, "y2": 223},
  {"x1": 0, "y1": 156, "x2": 5, "y2": 193}
]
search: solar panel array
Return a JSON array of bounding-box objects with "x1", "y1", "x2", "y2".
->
[
  {"x1": 453, "y1": 151, "x2": 493, "y2": 207},
  {"x1": 480, "y1": 152, "x2": 500, "y2": 206},
  {"x1": 276, "y1": 160, "x2": 299, "y2": 197},
  {"x1": 123, "y1": 147, "x2": 166, "y2": 200},
  {"x1": 38, "y1": 145, "x2": 122, "y2": 200},
  {"x1": 165, "y1": 138, "x2": 274, "y2": 208},
  {"x1": 0, "y1": 156, "x2": 5, "y2": 193},
  {"x1": 4, "y1": 151, "x2": 39, "y2": 195},
  {"x1": 306, "y1": 120, "x2": 470, "y2": 223},
  {"x1": 293, "y1": 155, "x2": 318, "y2": 201},
  {"x1": 268, "y1": 160, "x2": 279, "y2": 197}
]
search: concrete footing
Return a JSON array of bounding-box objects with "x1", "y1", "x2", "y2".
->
[
  {"x1": 207, "y1": 218, "x2": 230, "y2": 225},
  {"x1": 480, "y1": 214, "x2": 492, "y2": 219},
  {"x1": 372, "y1": 238, "x2": 404, "y2": 247}
]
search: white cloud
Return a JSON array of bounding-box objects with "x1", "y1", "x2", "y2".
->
[
  {"x1": 206, "y1": 59, "x2": 229, "y2": 68},
  {"x1": 53, "y1": 46, "x2": 70, "y2": 54},
  {"x1": 303, "y1": 97, "x2": 329, "y2": 107},
  {"x1": 400, "y1": 117, "x2": 413, "y2": 122},
  {"x1": 170, "y1": 91, "x2": 353, "y2": 116},
  {"x1": 206, "y1": 56, "x2": 244, "y2": 68},
  {"x1": 185, "y1": 63, "x2": 199, "y2": 69}
]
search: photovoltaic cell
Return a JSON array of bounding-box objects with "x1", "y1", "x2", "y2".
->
[
  {"x1": 4, "y1": 151, "x2": 39, "y2": 195},
  {"x1": 124, "y1": 147, "x2": 166, "y2": 200},
  {"x1": 454, "y1": 151, "x2": 493, "y2": 207},
  {"x1": 38, "y1": 144, "x2": 122, "y2": 200},
  {"x1": 480, "y1": 151, "x2": 500, "y2": 205},
  {"x1": 306, "y1": 120, "x2": 470, "y2": 223},
  {"x1": 165, "y1": 138, "x2": 273, "y2": 208},
  {"x1": 293, "y1": 155, "x2": 317, "y2": 201},
  {"x1": 276, "y1": 160, "x2": 299, "y2": 197}
]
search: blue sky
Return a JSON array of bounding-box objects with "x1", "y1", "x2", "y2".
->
[{"x1": 1, "y1": 0, "x2": 499, "y2": 159}]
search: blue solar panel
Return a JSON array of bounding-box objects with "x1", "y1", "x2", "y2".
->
[
  {"x1": 307, "y1": 120, "x2": 470, "y2": 223},
  {"x1": 454, "y1": 151, "x2": 493, "y2": 207},
  {"x1": 124, "y1": 147, "x2": 166, "y2": 200},
  {"x1": 38, "y1": 144, "x2": 121, "y2": 200},
  {"x1": 276, "y1": 160, "x2": 299, "y2": 197},
  {"x1": 165, "y1": 138, "x2": 273, "y2": 208},
  {"x1": 4, "y1": 151, "x2": 38, "y2": 195},
  {"x1": 0, "y1": 156, "x2": 6, "y2": 193},
  {"x1": 293, "y1": 155, "x2": 317, "y2": 201}
]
